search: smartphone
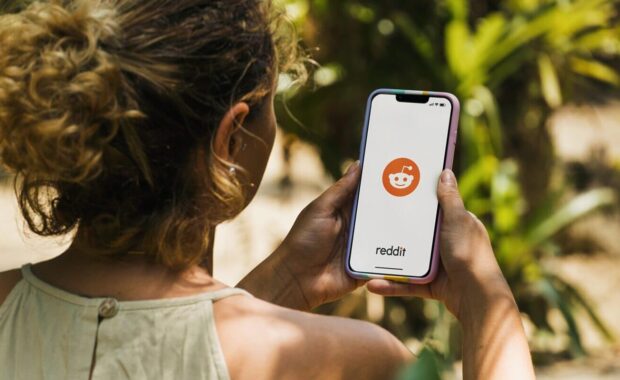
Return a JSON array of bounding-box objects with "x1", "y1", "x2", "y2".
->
[{"x1": 345, "y1": 89, "x2": 460, "y2": 284}]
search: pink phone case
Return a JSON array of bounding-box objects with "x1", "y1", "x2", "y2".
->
[{"x1": 345, "y1": 89, "x2": 460, "y2": 284}]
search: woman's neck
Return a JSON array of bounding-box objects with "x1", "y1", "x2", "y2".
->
[{"x1": 30, "y1": 227, "x2": 225, "y2": 301}]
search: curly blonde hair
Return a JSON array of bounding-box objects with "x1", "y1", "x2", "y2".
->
[{"x1": 0, "y1": 0, "x2": 305, "y2": 268}]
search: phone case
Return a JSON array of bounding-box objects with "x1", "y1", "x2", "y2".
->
[{"x1": 345, "y1": 88, "x2": 460, "y2": 284}]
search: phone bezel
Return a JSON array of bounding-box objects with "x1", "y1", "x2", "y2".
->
[{"x1": 345, "y1": 88, "x2": 460, "y2": 284}]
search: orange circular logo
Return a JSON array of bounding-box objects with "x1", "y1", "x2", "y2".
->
[{"x1": 382, "y1": 157, "x2": 420, "y2": 197}]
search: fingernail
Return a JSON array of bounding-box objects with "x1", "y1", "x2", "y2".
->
[
  {"x1": 441, "y1": 170, "x2": 455, "y2": 185},
  {"x1": 345, "y1": 160, "x2": 360, "y2": 176}
]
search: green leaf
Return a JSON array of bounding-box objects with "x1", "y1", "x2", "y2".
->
[
  {"x1": 391, "y1": 12, "x2": 441, "y2": 80},
  {"x1": 445, "y1": 0, "x2": 468, "y2": 20},
  {"x1": 570, "y1": 57, "x2": 620, "y2": 86},
  {"x1": 538, "y1": 54, "x2": 562, "y2": 108},
  {"x1": 556, "y1": 275, "x2": 616, "y2": 343},
  {"x1": 522, "y1": 189, "x2": 566, "y2": 235},
  {"x1": 458, "y1": 155, "x2": 498, "y2": 201},
  {"x1": 496, "y1": 236, "x2": 531, "y2": 273},
  {"x1": 484, "y1": 10, "x2": 552, "y2": 69},
  {"x1": 544, "y1": 0, "x2": 612, "y2": 45},
  {"x1": 398, "y1": 347, "x2": 442, "y2": 380},
  {"x1": 491, "y1": 161, "x2": 523, "y2": 233},
  {"x1": 526, "y1": 188, "x2": 616, "y2": 246},
  {"x1": 574, "y1": 27, "x2": 620, "y2": 54},
  {"x1": 391, "y1": 13, "x2": 430, "y2": 57},
  {"x1": 471, "y1": 86, "x2": 503, "y2": 156},
  {"x1": 347, "y1": 4, "x2": 375, "y2": 23},
  {"x1": 506, "y1": 0, "x2": 546, "y2": 13},
  {"x1": 538, "y1": 278, "x2": 586, "y2": 356},
  {"x1": 445, "y1": 20, "x2": 473, "y2": 77},
  {"x1": 470, "y1": 14, "x2": 508, "y2": 70}
]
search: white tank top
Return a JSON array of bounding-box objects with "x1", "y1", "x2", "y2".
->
[{"x1": 0, "y1": 264, "x2": 252, "y2": 380}]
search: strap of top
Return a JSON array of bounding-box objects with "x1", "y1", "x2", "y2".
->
[{"x1": 206, "y1": 287, "x2": 253, "y2": 301}]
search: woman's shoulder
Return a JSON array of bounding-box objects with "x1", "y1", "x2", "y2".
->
[
  {"x1": 0, "y1": 269, "x2": 22, "y2": 306},
  {"x1": 213, "y1": 294, "x2": 413, "y2": 380}
]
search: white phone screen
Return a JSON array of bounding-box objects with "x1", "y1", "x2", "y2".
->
[{"x1": 348, "y1": 93, "x2": 453, "y2": 277}]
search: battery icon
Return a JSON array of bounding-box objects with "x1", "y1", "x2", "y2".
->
[{"x1": 439, "y1": 103, "x2": 445, "y2": 107}]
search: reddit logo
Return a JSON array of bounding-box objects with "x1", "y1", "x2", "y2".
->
[{"x1": 382, "y1": 157, "x2": 420, "y2": 197}]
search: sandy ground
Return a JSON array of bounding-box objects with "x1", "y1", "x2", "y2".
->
[
  {"x1": 1, "y1": 102, "x2": 620, "y2": 378},
  {"x1": 549, "y1": 102, "x2": 620, "y2": 162}
]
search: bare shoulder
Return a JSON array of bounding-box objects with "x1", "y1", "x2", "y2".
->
[
  {"x1": 213, "y1": 295, "x2": 413, "y2": 380},
  {"x1": 0, "y1": 269, "x2": 22, "y2": 306}
]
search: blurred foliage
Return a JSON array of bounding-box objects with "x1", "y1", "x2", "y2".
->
[
  {"x1": 276, "y1": 0, "x2": 620, "y2": 366},
  {"x1": 397, "y1": 347, "x2": 444, "y2": 380}
]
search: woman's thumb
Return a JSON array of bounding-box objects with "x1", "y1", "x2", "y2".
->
[
  {"x1": 314, "y1": 161, "x2": 361, "y2": 210},
  {"x1": 437, "y1": 169, "x2": 466, "y2": 222}
]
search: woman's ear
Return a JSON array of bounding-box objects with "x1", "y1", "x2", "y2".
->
[{"x1": 212, "y1": 102, "x2": 250, "y2": 161}]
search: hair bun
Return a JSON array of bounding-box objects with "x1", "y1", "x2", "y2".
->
[{"x1": 0, "y1": 0, "x2": 136, "y2": 183}]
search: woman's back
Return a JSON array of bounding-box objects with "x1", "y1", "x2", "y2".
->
[{"x1": 0, "y1": 262, "x2": 409, "y2": 380}]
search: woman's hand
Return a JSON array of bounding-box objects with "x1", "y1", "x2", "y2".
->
[
  {"x1": 237, "y1": 161, "x2": 364, "y2": 311},
  {"x1": 366, "y1": 169, "x2": 511, "y2": 319},
  {"x1": 367, "y1": 170, "x2": 535, "y2": 380}
]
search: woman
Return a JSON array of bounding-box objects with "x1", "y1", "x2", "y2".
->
[{"x1": 0, "y1": 0, "x2": 535, "y2": 379}]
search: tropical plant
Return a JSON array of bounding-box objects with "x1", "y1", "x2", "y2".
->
[{"x1": 275, "y1": 0, "x2": 620, "y2": 364}]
